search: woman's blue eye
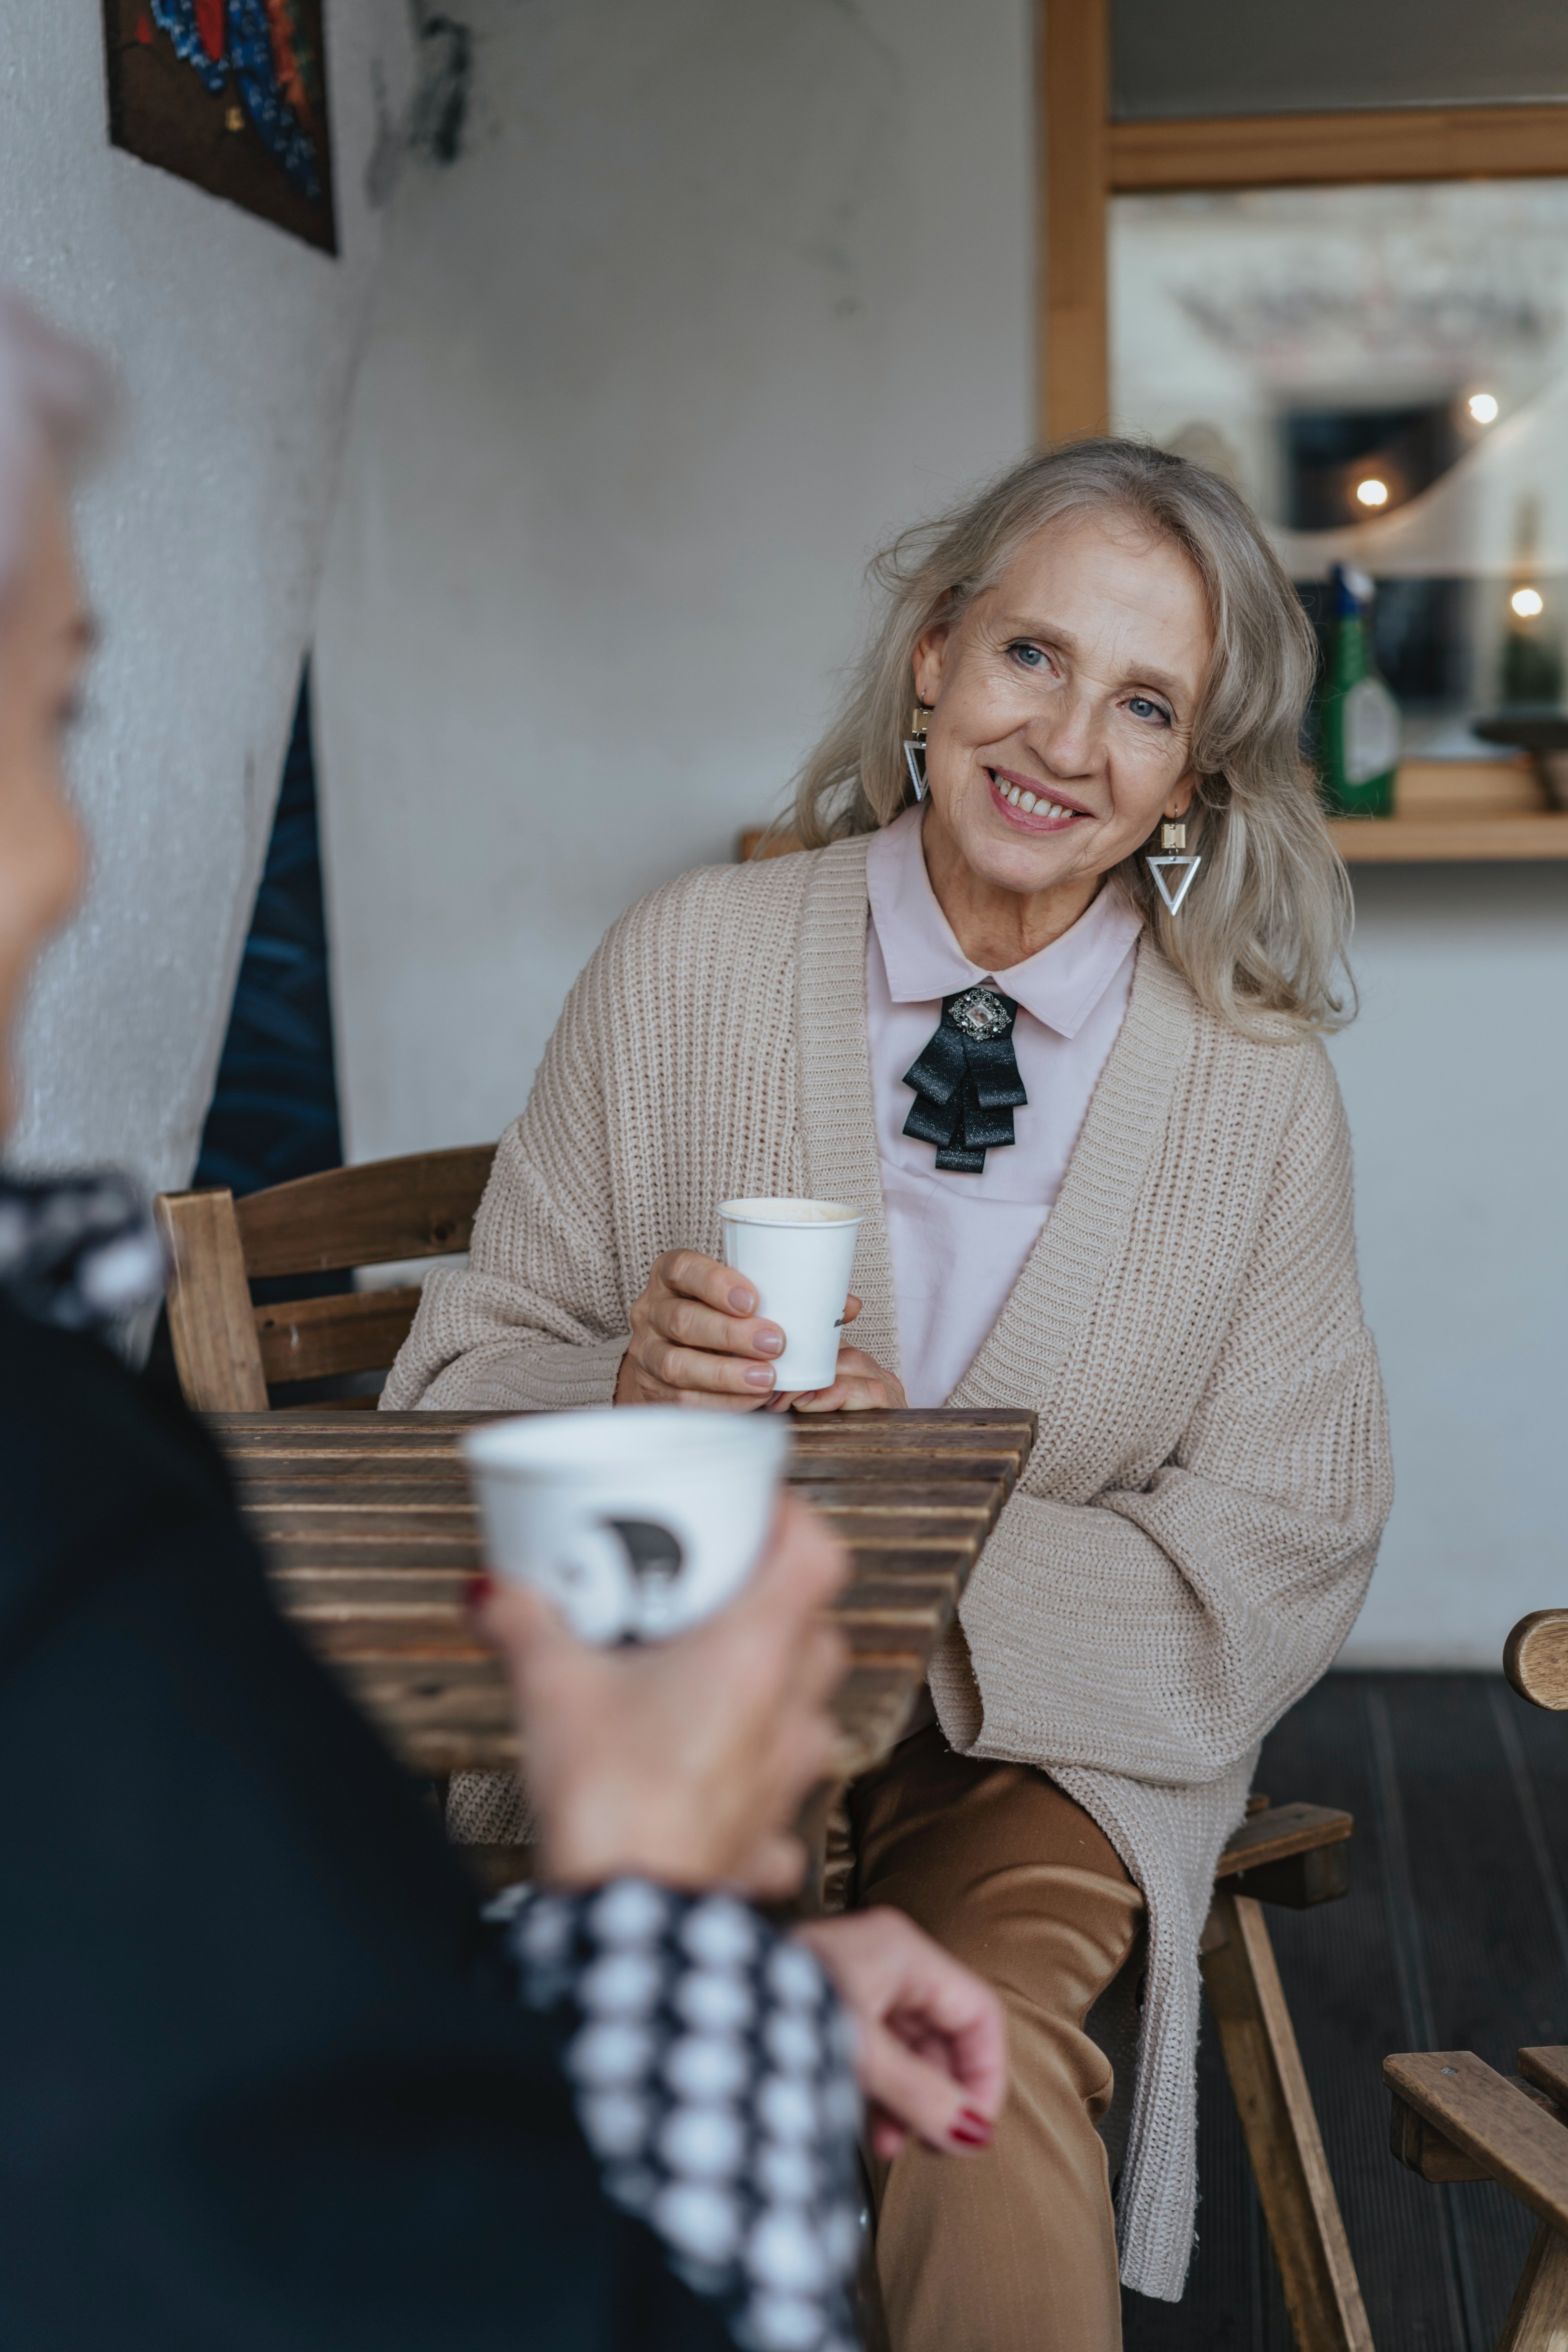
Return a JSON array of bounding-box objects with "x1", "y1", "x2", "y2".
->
[
  {"x1": 1127, "y1": 695, "x2": 1169, "y2": 724},
  {"x1": 1008, "y1": 642, "x2": 1045, "y2": 668}
]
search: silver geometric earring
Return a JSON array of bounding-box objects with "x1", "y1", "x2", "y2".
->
[
  {"x1": 904, "y1": 703, "x2": 931, "y2": 801},
  {"x1": 1146, "y1": 819, "x2": 1201, "y2": 913}
]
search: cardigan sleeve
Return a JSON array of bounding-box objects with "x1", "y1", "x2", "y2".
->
[
  {"x1": 936, "y1": 1044, "x2": 1393, "y2": 1787},
  {"x1": 381, "y1": 937, "x2": 632, "y2": 1413}
]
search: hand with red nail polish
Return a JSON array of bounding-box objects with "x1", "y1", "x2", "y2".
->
[{"x1": 792, "y1": 1907, "x2": 1007, "y2": 2161}]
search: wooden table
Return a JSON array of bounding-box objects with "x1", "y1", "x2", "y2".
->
[{"x1": 211, "y1": 1407, "x2": 1036, "y2": 1784}]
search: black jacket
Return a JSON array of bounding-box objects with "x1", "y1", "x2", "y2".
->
[{"x1": 0, "y1": 1300, "x2": 727, "y2": 2350}]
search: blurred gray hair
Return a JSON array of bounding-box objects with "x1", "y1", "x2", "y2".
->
[
  {"x1": 793, "y1": 440, "x2": 1353, "y2": 1040},
  {"x1": 0, "y1": 290, "x2": 109, "y2": 600}
]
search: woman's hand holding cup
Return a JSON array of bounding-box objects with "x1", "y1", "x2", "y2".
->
[
  {"x1": 771, "y1": 1306, "x2": 907, "y2": 1416},
  {"x1": 614, "y1": 1250, "x2": 906, "y2": 1414},
  {"x1": 475, "y1": 1492, "x2": 847, "y2": 1898},
  {"x1": 615, "y1": 1249, "x2": 791, "y2": 1408}
]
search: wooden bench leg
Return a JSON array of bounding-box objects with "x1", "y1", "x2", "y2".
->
[
  {"x1": 1497, "y1": 2221, "x2": 1568, "y2": 2352},
  {"x1": 1201, "y1": 1889, "x2": 1374, "y2": 2352}
]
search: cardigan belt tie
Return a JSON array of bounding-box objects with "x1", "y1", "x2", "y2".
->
[{"x1": 901, "y1": 985, "x2": 1027, "y2": 1174}]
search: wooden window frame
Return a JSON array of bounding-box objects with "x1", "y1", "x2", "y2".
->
[{"x1": 1038, "y1": 0, "x2": 1568, "y2": 443}]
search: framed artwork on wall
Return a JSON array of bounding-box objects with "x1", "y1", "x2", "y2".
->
[{"x1": 101, "y1": 1, "x2": 337, "y2": 255}]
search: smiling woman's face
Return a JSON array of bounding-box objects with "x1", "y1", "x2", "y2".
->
[{"x1": 912, "y1": 511, "x2": 1213, "y2": 925}]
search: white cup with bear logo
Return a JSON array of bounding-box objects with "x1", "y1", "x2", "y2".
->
[{"x1": 461, "y1": 1407, "x2": 792, "y2": 1644}]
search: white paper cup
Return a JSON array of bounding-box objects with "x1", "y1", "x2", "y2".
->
[
  {"x1": 461, "y1": 1407, "x2": 791, "y2": 1645},
  {"x1": 719, "y1": 1196, "x2": 864, "y2": 1392}
]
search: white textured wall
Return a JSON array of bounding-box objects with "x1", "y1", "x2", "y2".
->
[
  {"x1": 313, "y1": 0, "x2": 1034, "y2": 1155},
  {"x1": 314, "y1": 0, "x2": 1564, "y2": 1665},
  {"x1": 5, "y1": 0, "x2": 410, "y2": 1195},
  {"x1": 1330, "y1": 866, "x2": 1568, "y2": 1666}
]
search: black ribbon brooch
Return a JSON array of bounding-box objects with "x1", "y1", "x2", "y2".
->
[{"x1": 901, "y1": 985, "x2": 1028, "y2": 1173}]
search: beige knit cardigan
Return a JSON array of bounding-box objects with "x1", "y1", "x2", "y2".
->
[{"x1": 385, "y1": 837, "x2": 1392, "y2": 2301}]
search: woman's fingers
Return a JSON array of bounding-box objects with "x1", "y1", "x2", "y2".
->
[
  {"x1": 854, "y1": 2023, "x2": 996, "y2": 2152},
  {"x1": 660, "y1": 1289, "x2": 784, "y2": 1363},
  {"x1": 617, "y1": 1250, "x2": 787, "y2": 1407},
  {"x1": 745, "y1": 1490, "x2": 849, "y2": 1611},
  {"x1": 641, "y1": 1337, "x2": 778, "y2": 1401},
  {"x1": 655, "y1": 1252, "x2": 784, "y2": 1357},
  {"x1": 868, "y1": 2107, "x2": 911, "y2": 2161},
  {"x1": 789, "y1": 1345, "x2": 907, "y2": 1415},
  {"x1": 658, "y1": 1248, "x2": 758, "y2": 1317},
  {"x1": 477, "y1": 1575, "x2": 579, "y2": 1697},
  {"x1": 728, "y1": 1829, "x2": 809, "y2": 1900},
  {"x1": 793, "y1": 1908, "x2": 1008, "y2": 2154}
]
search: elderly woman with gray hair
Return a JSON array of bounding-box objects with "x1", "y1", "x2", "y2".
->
[{"x1": 388, "y1": 442, "x2": 1394, "y2": 2347}]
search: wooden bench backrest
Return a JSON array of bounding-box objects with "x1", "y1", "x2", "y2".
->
[{"x1": 154, "y1": 1145, "x2": 496, "y2": 1412}]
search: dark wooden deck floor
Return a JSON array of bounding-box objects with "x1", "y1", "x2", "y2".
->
[{"x1": 1122, "y1": 1673, "x2": 1568, "y2": 2352}]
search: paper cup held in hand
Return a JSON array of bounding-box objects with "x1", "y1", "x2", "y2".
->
[
  {"x1": 719, "y1": 1196, "x2": 864, "y2": 1392},
  {"x1": 461, "y1": 1406, "x2": 791, "y2": 1646}
]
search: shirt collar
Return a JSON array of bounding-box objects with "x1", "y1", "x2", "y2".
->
[{"x1": 865, "y1": 803, "x2": 1144, "y2": 1041}]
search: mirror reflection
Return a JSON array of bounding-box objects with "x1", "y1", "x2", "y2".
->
[{"x1": 1111, "y1": 178, "x2": 1568, "y2": 792}]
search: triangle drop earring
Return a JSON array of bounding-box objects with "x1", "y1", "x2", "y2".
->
[
  {"x1": 1147, "y1": 819, "x2": 1202, "y2": 914},
  {"x1": 904, "y1": 703, "x2": 930, "y2": 801}
]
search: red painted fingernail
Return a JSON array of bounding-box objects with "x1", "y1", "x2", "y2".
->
[
  {"x1": 463, "y1": 1572, "x2": 493, "y2": 1608},
  {"x1": 949, "y1": 2109, "x2": 993, "y2": 2149}
]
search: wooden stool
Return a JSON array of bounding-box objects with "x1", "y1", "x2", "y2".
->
[
  {"x1": 1385, "y1": 2047, "x2": 1568, "y2": 2348},
  {"x1": 1380, "y1": 1610, "x2": 1568, "y2": 2347}
]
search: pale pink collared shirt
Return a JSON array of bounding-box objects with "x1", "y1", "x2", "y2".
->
[{"x1": 865, "y1": 805, "x2": 1143, "y2": 1407}]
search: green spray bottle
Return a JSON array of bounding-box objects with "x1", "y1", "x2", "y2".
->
[{"x1": 1316, "y1": 565, "x2": 1400, "y2": 818}]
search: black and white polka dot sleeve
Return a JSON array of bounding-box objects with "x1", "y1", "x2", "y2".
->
[{"x1": 490, "y1": 1879, "x2": 862, "y2": 2352}]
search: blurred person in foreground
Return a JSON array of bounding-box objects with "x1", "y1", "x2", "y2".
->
[{"x1": 0, "y1": 291, "x2": 1004, "y2": 2352}]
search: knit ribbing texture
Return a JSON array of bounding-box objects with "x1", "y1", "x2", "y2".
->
[{"x1": 384, "y1": 836, "x2": 1392, "y2": 2300}]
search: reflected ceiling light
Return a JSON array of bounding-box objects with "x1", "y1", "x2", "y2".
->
[
  {"x1": 1355, "y1": 477, "x2": 1390, "y2": 508},
  {"x1": 1511, "y1": 586, "x2": 1544, "y2": 618},
  {"x1": 1468, "y1": 391, "x2": 1499, "y2": 425}
]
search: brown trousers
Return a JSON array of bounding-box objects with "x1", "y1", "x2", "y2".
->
[{"x1": 846, "y1": 1726, "x2": 1145, "y2": 2352}]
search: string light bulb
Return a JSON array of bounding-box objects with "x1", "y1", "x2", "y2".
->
[
  {"x1": 1468, "y1": 392, "x2": 1499, "y2": 425},
  {"x1": 1511, "y1": 586, "x2": 1544, "y2": 619},
  {"x1": 1355, "y1": 477, "x2": 1390, "y2": 508}
]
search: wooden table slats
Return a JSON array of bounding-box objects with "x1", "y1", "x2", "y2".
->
[{"x1": 212, "y1": 1407, "x2": 1035, "y2": 1780}]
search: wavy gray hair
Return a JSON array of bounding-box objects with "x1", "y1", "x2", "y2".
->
[
  {"x1": 0, "y1": 290, "x2": 108, "y2": 602},
  {"x1": 793, "y1": 440, "x2": 1353, "y2": 1038}
]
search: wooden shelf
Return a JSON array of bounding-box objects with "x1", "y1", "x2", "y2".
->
[
  {"x1": 1108, "y1": 102, "x2": 1568, "y2": 196},
  {"x1": 740, "y1": 768, "x2": 1568, "y2": 871},
  {"x1": 1329, "y1": 813, "x2": 1568, "y2": 862}
]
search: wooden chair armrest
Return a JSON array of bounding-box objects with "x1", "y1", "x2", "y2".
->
[
  {"x1": 1520, "y1": 2048, "x2": 1568, "y2": 2115},
  {"x1": 1383, "y1": 2051, "x2": 1568, "y2": 2231},
  {"x1": 1505, "y1": 1611, "x2": 1568, "y2": 1710},
  {"x1": 1216, "y1": 1802, "x2": 1353, "y2": 1909}
]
